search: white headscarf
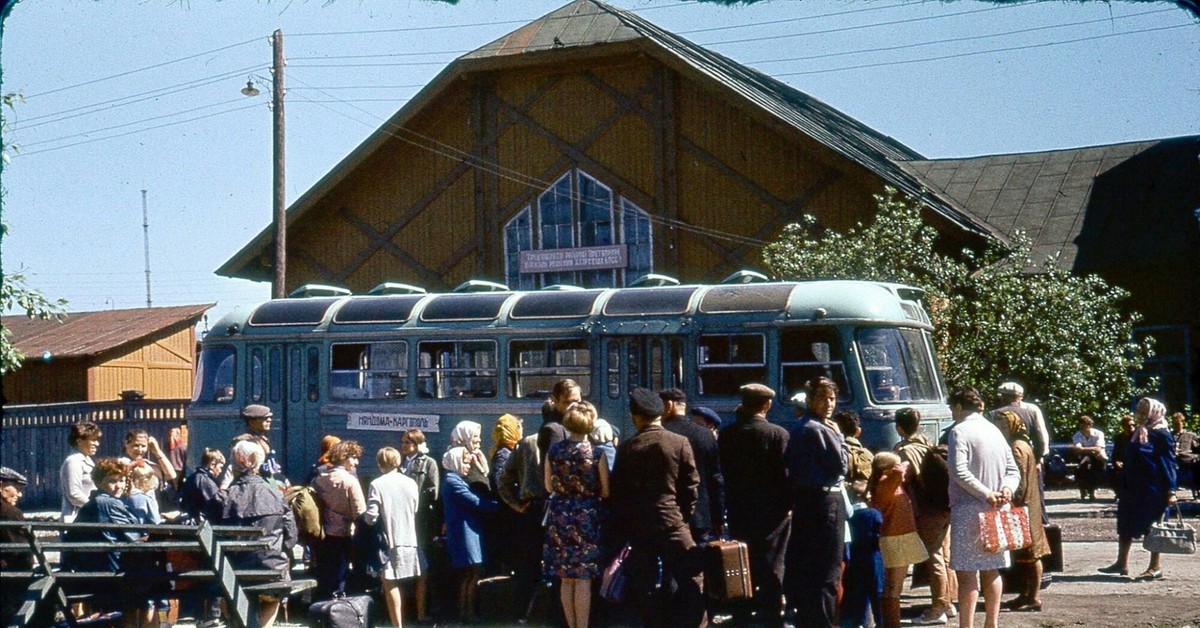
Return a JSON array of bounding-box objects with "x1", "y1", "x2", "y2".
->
[
  {"x1": 1132, "y1": 397, "x2": 1168, "y2": 444},
  {"x1": 445, "y1": 420, "x2": 489, "y2": 476}
]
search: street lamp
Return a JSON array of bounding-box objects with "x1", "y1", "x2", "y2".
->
[{"x1": 242, "y1": 29, "x2": 287, "y2": 299}]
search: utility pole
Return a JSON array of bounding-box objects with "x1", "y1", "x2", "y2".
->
[
  {"x1": 271, "y1": 29, "x2": 287, "y2": 299},
  {"x1": 142, "y1": 189, "x2": 152, "y2": 307}
]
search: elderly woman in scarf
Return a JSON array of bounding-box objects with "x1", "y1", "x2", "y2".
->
[
  {"x1": 445, "y1": 420, "x2": 491, "y2": 493},
  {"x1": 442, "y1": 441, "x2": 500, "y2": 622},
  {"x1": 1099, "y1": 398, "x2": 1178, "y2": 579},
  {"x1": 994, "y1": 410, "x2": 1051, "y2": 612}
]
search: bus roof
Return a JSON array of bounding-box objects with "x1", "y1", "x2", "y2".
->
[{"x1": 203, "y1": 280, "x2": 930, "y2": 339}]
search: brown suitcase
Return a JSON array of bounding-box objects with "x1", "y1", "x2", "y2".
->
[
  {"x1": 1042, "y1": 523, "x2": 1063, "y2": 573},
  {"x1": 705, "y1": 539, "x2": 753, "y2": 601}
]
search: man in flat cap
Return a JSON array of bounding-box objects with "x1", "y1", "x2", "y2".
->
[
  {"x1": 660, "y1": 388, "x2": 724, "y2": 544},
  {"x1": 0, "y1": 467, "x2": 32, "y2": 625},
  {"x1": 221, "y1": 404, "x2": 288, "y2": 489},
  {"x1": 719, "y1": 383, "x2": 790, "y2": 627},
  {"x1": 611, "y1": 388, "x2": 703, "y2": 627}
]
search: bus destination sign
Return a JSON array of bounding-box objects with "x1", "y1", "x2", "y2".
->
[{"x1": 347, "y1": 412, "x2": 440, "y2": 432}]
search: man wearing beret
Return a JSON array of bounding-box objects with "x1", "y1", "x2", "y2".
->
[
  {"x1": 611, "y1": 387, "x2": 704, "y2": 628},
  {"x1": 719, "y1": 383, "x2": 790, "y2": 627},
  {"x1": 0, "y1": 467, "x2": 33, "y2": 625},
  {"x1": 783, "y1": 377, "x2": 848, "y2": 628}
]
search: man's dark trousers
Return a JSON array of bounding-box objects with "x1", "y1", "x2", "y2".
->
[{"x1": 786, "y1": 488, "x2": 845, "y2": 628}]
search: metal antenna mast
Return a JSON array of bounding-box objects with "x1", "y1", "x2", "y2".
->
[{"x1": 142, "y1": 189, "x2": 152, "y2": 307}]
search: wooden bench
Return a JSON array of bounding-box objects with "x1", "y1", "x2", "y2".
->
[{"x1": 0, "y1": 520, "x2": 315, "y2": 628}]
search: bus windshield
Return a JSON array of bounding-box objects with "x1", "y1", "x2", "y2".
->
[
  {"x1": 856, "y1": 327, "x2": 942, "y2": 403},
  {"x1": 192, "y1": 345, "x2": 236, "y2": 403}
]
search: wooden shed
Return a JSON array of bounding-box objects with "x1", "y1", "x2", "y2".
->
[
  {"x1": 1, "y1": 304, "x2": 213, "y2": 404},
  {"x1": 217, "y1": 0, "x2": 994, "y2": 294}
]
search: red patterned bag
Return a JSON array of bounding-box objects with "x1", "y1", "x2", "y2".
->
[{"x1": 978, "y1": 504, "x2": 1033, "y2": 553}]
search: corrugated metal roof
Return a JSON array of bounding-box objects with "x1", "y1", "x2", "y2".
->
[
  {"x1": 896, "y1": 138, "x2": 1189, "y2": 269},
  {"x1": 2, "y1": 304, "x2": 213, "y2": 359}
]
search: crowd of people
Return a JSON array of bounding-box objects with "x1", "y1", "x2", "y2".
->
[{"x1": 0, "y1": 377, "x2": 1195, "y2": 628}]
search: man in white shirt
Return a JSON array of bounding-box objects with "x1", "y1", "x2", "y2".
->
[{"x1": 1069, "y1": 415, "x2": 1107, "y2": 500}]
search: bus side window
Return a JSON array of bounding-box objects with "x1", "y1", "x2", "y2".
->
[
  {"x1": 290, "y1": 348, "x2": 303, "y2": 403},
  {"x1": 250, "y1": 348, "x2": 264, "y2": 403},
  {"x1": 607, "y1": 341, "x2": 620, "y2": 399},
  {"x1": 307, "y1": 347, "x2": 320, "y2": 402},
  {"x1": 780, "y1": 328, "x2": 851, "y2": 403},
  {"x1": 697, "y1": 334, "x2": 765, "y2": 396},
  {"x1": 269, "y1": 347, "x2": 282, "y2": 403},
  {"x1": 330, "y1": 342, "x2": 409, "y2": 400},
  {"x1": 508, "y1": 339, "x2": 590, "y2": 398},
  {"x1": 417, "y1": 340, "x2": 497, "y2": 398}
]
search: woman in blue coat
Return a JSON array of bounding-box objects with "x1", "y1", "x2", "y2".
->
[
  {"x1": 442, "y1": 444, "x2": 499, "y2": 622},
  {"x1": 1100, "y1": 397, "x2": 1178, "y2": 580}
]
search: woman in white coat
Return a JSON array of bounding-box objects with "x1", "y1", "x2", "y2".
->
[{"x1": 364, "y1": 446, "x2": 421, "y2": 628}]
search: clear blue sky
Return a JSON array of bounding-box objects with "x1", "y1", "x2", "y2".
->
[{"x1": 2, "y1": 0, "x2": 1196, "y2": 327}]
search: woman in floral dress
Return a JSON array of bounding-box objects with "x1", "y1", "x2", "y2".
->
[{"x1": 544, "y1": 401, "x2": 610, "y2": 628}]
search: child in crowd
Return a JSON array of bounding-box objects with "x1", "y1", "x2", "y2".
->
[{"x1": 870, "y1": 452, "x2": 929, "y2": 628}]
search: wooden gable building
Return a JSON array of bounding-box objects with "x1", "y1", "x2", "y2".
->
[
  {"x1": 218, "y1": 0, "x2": 992, "y2": 294},
  {"x1": 2, "y1": 304, "x2": 213, "y2": 404}
]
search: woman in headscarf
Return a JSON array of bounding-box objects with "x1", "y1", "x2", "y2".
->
[
  {"x1": 442, "y1": 444, "x2": 500, "y2": 622},
  {"x1": 486, "y1": 414, "x2": 523, "y2": 574},
  {"x1": 994, "y1": 410, "x2": 1051, "y2": 612},
  {"x1": 489, "y1": 414, "x2": 523, "y2": 493},
  {"x1": 1099, "y1": 398, "x2": 1178, "y2": 580},
  {"x1": 446, "y1": 420, "x2": 490, "y2": 492},
  {"x1": 399, "y1": 429, "x2": 439, "y2": 623}
]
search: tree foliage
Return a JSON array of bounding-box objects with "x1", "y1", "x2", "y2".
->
[{"x1": 762, "y1": 188, "x2": 1153, "y2": 438}]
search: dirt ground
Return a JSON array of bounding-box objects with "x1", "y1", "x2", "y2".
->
[{"x1": 896, "y1": 486, "x2": 1200, "y2": 628}]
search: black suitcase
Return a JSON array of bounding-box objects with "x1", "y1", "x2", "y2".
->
[{"x1": 308, "y1": 594, "x2": 372, "y2": 628}]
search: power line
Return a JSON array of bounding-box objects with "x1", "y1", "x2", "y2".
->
[
  {"x1": 16, "y1": 103, "x2": 261, "y2": 157},
  {"x1": 775, "y1": 23, "x2": 1193, "y2": 77},
  {"x1": 749, "y1": 7, "x2": 1177, "y2": 65},
  {"x1": 23, "y1": 38, "x2": 261, "y2": 100},
  {"x1": 14, "y1": 64, "x2": 267, "y2": 131},
  {"x1": 19, "y1": 97, "x2": 250, "y2": 148}
]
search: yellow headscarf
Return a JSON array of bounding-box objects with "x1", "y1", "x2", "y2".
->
[
  {"x1": 995, "y1": 410, "x2": 1030, "y2": 446},
  {"x1": 490, "y1": 414, "x2": 523, "y2": 459}
]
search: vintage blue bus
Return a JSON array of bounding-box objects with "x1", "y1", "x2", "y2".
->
[{"x1": 186, "y1": 277, "x2": 951, "y2": 477}]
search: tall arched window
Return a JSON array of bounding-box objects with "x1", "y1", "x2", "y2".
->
[{"x1": 504, "y1": 169, "x2": 651, "y2": 289}]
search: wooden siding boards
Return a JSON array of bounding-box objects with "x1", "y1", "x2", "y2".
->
[{"x1": 218, "y1": 0, "x2": 998, "y2": 287}]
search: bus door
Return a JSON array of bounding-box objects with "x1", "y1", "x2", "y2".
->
[
  {"x1": 599, "y1": 333, "x2": 684, "y2": 433},
  {"x1": 248, "y1": 343, "x2": 323, "y2": 481}
]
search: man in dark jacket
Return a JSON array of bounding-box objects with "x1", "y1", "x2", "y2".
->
[
  {"x1": 0, "y1": 467, "x2": 33, "y2": 626},
  {"x1": 718, "y1": 384, "x2": 790, "y2": 628},
  {"x1": 180, "y1": 447, "x2": 225, "y2": 522},
  {"x1": 611, "y1": 388, "x2": 703, "y2": 628},
  {"x1": 784, "y1": 377, "x2": 848, "y2": 628},
  {"x1": 660, "y1": 388, "x2": 724, "y2": 543}
]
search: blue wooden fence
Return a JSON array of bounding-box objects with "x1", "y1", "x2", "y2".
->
[{"x1": 1, "y1": 399, "x2": 188, "y2": 510}]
